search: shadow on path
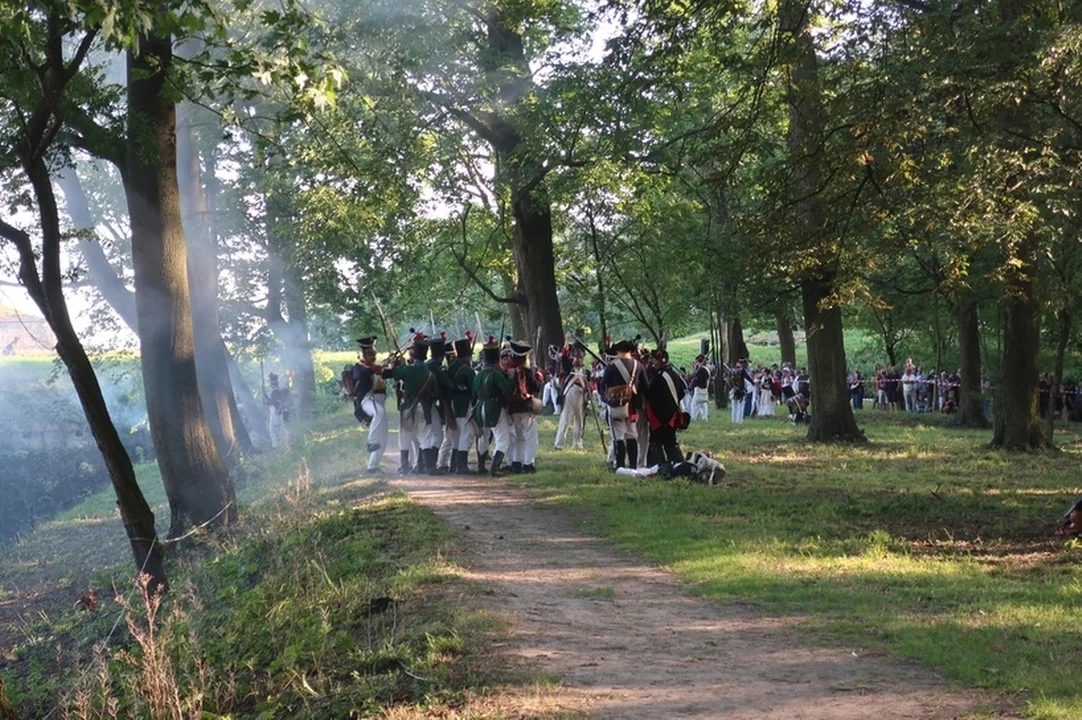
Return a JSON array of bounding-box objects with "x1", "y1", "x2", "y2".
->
[{"x1": 391, "y1": 472, "x2": 1015, "y2": 720}]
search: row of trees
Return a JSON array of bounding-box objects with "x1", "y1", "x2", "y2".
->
[{"x1": 1, "y1": 0, "x2": 1079, "y2": 580}]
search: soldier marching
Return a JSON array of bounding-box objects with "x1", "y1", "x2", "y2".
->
[{"x1": 341, "y1": 322, "x2": 747, "y2": 481}]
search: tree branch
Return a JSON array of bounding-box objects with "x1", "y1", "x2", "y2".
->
[
  {"x1": 65, "y1": 29, "x2": 98, "y2": 81},
  {"x1": 450, "y1": 206, "x2": 524, "y2": 305},
  {"x1": 419, "y1": 91, "x2": 501, "y2": 146},
  {"x1": 0, "y1": 218, "x2": 48, "y2": 311}
]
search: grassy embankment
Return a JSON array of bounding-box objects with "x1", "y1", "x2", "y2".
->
[
  {"x1": 0, "y1": 411, "x2": 575, "y2": 719},
  {"x1": 519, "y1": 409, "x2": 1082, "y2": 720}
]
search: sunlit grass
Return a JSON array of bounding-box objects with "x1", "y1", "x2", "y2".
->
[
  {"x1": 520, "y1": 408, "x2": 1082, "y2": 718},
  {"x1": 1, "y1": 410, "x2": 564, "y2": 718}
]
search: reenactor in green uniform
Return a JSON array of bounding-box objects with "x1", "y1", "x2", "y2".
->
[
  {"x1": 473, "y1": 335, "x2": 514, "y2": 477},
  {"x1": 383, "y1": 332, "x2": 435, "y2": 475},
  {"x1": 441, "y1": 332, "x2": 477, "y2": 473},
  {"x1": 425, "y1": 332, "x2": 456, "y2": 474}
]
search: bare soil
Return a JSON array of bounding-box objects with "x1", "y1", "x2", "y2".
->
[{"x1": 391, "y1": 471, "x2": 1018, "y2": 720}]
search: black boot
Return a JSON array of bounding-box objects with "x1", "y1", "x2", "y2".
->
[
  {"x1": 626, "y1": 439, "x2": 639, "y2": 470},
  {"x1": 490, "y1": 451, "x2": 506, "y2": 477},
  {"x1": 614, "y1": 440, "x2": 626, "y2": 469},
  {"x1": 665, "y1": 444, "x2": 684, "y2": 464},
  {"x1": 523, "y1": 463, "x2": 536, "y2": 473},
  {"x1": 428, "y1": 448, "x2": 446, "y2": 475},
  {"x1": 647, "y1": 443, "x2": 662, "y2": 468},
  {"x1": 449, "y1": 451, "x2": 459, "y2": 474},
  {"x1": 414, "y1": 448, "x2": 426, "y2": 475},
  {"x1": 510, "y1": 461, "x2": 523, "y2": 474},
  {"x1": 457, "y1": 450, "x2": 474, "y2": 475},
  {"x1": 399, "y1": 451, "x2": 411, "y2": 475},
  {"x1": 477, "y1": 452, "x2": 488, "y2": 474}
]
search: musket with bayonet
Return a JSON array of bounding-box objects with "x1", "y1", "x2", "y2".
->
[
  {"x1": 371, "y1": 291, "x2": 407, "y2": 367},
  {"x1": 569, "y1": 332, "x2": 608, "y2": 367}
]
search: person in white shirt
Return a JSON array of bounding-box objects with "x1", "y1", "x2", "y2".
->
[
  {"x1": 757, "y1": 371, "x2": 775, "y2": 417},
  {"x1": 902, "y1": 366, "x2": 918, "y2": 413},
  {"x1": 542, "y1": 373, "x2": 561, "y2": 415},
  {"x1": 690, "y1": 355, "x2": 711, "y2": 421},
  {"x1": 728, "y1": 364, "x2": 753, "y2": 424},
  {"x1": 554, "y1": 354, "x2": 588, "y2": 450}
]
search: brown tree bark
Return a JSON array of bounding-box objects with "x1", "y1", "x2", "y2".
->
[
  {"x1": 776, "y1": 304, "x2": 797, "y2": 366},
  {"x1": 176, "y1": 106, "x2": 249, "y2": 459},
  {"x1": 126, "y1": 33, "x2": 236, "y2": 535},
  {"x1": 726, "y1": 316, "x2": 749, "y2": 366},
  {"x1": 989, "y1": 3, "x2": 1049, "y2": 451},
  {"x1": 1044, "y1": 308, "x2": 1071, "y2": 444},
  {"x1": 954, "y1": 297, "x2": 989, "y2": 428},
  {"x1": 5, "y1": 163, "x2": 165, "y2": 590},
  {"x1": 781, "y1": 0, "x2": 864, "y2": 443},
  {"x1": 4, "y1": 19, "x2": 166, "y2": 587},
  {"x1": 60, "y1": 167, "x2": 261, "y2": 452},
  {"x1": 509, "y1": 176, "x2": 563, "y2": 352},
  {"x1": 991, "y1": 236, "x2": 1048, "y2": 450},
  {"x1": 712, "y1": 303, "x2": 728, "y2": 409},
  {"x1": 439, "y1": 11, "x2": 564, "y2": 354},
  {"x1": 802, "y1": 277, "x2": 865, "y2": 442}
]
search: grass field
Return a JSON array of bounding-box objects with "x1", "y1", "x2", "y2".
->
[
  {"x1": 519, "y1": 409, "x2": 1082, "y2": 719},
  {"x1": 0, "y1": 414, "x2": 575, "y2": 719},
  {"x1": 5, "y1": 342, "x2": 1082, "y2": 717}
]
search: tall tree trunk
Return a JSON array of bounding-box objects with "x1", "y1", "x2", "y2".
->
[
  {"x1": 726, "y1": 316, "x2": 748, "y2": 366},
  {"x1": 713, "y1": 302, "x2": 728, "y2": 409},
  {"x1": 990, "y1": 4, "x2": 1048, "y2": 450},
  {"x1": 264, "y1": 195, "x2": 317, "y2": 417},
  {"x1": 126, "y1": 34, "x2": 236, "y2": 536},
  {"x1": 484, "y1": 12, "x2": 563, "y2": 354},
  {"x1": 510, "y1": 184, "x2": 564, "y2": 353},
  {"x1": 775, "y1": 303, "x2": 796, "y2": 366},
  {"x1": 59, "y1": 168, "x2": 253, "y2": 455},
  {"x1": 991, "y1": 237, "x2": 1048, "y2": 450},
  {"x1": 175, "y1": 108, "x2": 234, "y2": 461},
  {"x1": 802, "y1": 277, "x2": 865, "y2": 442},
  {"x1": 226, "y1": 352, "x2": 271, "y2": 448},
  {"x1": 5, "y1": 165, "x2": 166, "y2": 591},
  {"x1": 283, "y1": 262, "x2": 317, "y2": 414},
  {"x1": 1045, "y1": 308, "x2": 1071, "y2": 444},
  {"x1": 499, "y1": 272, "x2": 528, "y2": 341},
  {"x1": 176, "y1": 106, "x2": 244, "y2": 461},
  {"x1": 954, "y1": 297, "x2": 989, "y2": 428},
  {"x1": 932, "y1": 294, "x2": 942, "y2": 376},
  {"x1": 202, "y1": 145, "x2": 253, "y2": 454},
  {"x1": 56, "y1": 170, "x2": 140, "y2": 329},
  {"x1": 781, "y1": 0, "x2": 864, "y2": 443}
]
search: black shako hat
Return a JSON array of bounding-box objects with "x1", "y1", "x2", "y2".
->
[
  {"x1": 356, "y1": 336, "x2": 377, "y2": 351},
  {"x1": 429, "y1": 332, "x2": 449, "y2": 359},
  {"x1": 408, "y1": 329, "x2": 428, "y2": 360},
  {"x1": 481, "y1": 335, "x2": 501, "y2": 365},
  {"x1": 610, "y1": 339, "x2": 637, "y2": 354},
  {"x1": 453, "y1": 331, "x2": 474, "y2": 358}
]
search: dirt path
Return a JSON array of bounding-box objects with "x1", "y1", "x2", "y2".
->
[{"x1": 391, "y1": 471, "x2": 1010, "y2": 720}]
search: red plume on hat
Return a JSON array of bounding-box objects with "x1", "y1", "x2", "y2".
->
[{"x1": 465, "y1": 330, "x2": 474, "y2": 342}]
